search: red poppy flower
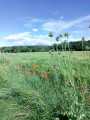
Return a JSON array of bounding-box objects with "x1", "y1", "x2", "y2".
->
[
  {"x1": 36, "y1": 69, "x2": 38, "y2": 72},
  {"x1": 5, "y1": 65, "x2": 8, "y2": 68},
  {"x1": 33, "y1": 72, "x2": 36, "y2": 76},
  {"x1": 40, "y1": 75, "x2": 43, "y2": 77},
  {"x1": 79, "y1": 83, "x2": 82, "y2": 85},
  {"x1": 45, "y1": 74, "x2": 48, "y2": 78},
  {"x1": 28, "y1": 72, "x2": 31, "y2": 75},
  {"x1": 67, "y1": 81, "x2": 70, "y2": 84},
  {"x1": 31, "y1": 68, "x2": 33, "y2": 72},
  {"x1": 87, "y1": 99, "x2": 90, "y2": 101},
  {"x1": 48, "y1": 72, "x2": 50, "y2": 74}
]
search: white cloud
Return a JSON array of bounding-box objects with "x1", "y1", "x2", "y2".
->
[
  {"x1": 73, "y1": 30, "x2": 86, "y2": 34},
  {"x1": 4, "y1": 32, "x2": 31, "y2": 41},
  {"x1": 42, "y1": 15, "x2": 90, "y2": 32},
  {"x1": 3, "y1": 31, "x2": 90, "y2": 47},
  {"x1": 67, "y1": 36, "x2": 90, "y2": 42},
  {"x1": 3, "y1": 32, "x2": 52, "y2": 46},
  {"x1": 72, "y1": 29, "x2": 90, "y2": 35},
  {"x1": 32, "y1": 28, "x2": 38, "y2": 32},
  {"x1": 76, "y1": 22, "x2": 90, "y2": 28}
]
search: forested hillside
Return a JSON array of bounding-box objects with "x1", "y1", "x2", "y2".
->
[{"x1": 0, "y1": 40, "x2": 90, "y2": 52}]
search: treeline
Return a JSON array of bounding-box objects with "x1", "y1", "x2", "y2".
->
[{"x1": 0, "y1": 40, "x2": 90, "y2": 53}]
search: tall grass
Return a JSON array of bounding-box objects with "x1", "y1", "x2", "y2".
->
[{"x1": 0, "y1": 51, "x2": 90, "y2": 120}]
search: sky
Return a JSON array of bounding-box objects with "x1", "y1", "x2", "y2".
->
[{"x1": 0, "y1": 0, "x2": 90, "y2": 47}]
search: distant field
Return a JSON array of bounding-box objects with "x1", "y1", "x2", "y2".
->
[{"x1": 0, "y1": 51, "x2": 90, "y2": 120}]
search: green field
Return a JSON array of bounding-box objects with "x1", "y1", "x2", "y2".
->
[{"x1": 0, "y1": 51, "x2": 90, "y2": 120}]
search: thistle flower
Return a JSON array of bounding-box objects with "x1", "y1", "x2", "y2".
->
[
  {"x1": 64, "y1": 32, "x2": 70, "y2": 50},
  {"x1": 49, "y1": 32, "x2": 53, "y2": 37},
  {"x1": 56, "y1": 36, "x2": 59, "y2": 41},
  {"x1": 54, "y1": 64, "x2": 56, "y2": 67},
  {"x1": 82, "y1": 36, "x2": 85, "y2": 41}
]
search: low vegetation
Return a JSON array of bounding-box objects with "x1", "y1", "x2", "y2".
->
[{"x1": 0, "y1": 51, "x2": 90, "y2": 120}]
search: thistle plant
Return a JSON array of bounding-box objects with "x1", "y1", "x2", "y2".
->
[
  {"x1": 59, "y1": 33, "x2": 63, "y2": 50},
  {"x1": 82, "y1": 36, "x2": 85, "y2": 51},
  {"x1": 56, "y1": 36, "x2": 59, "y2": 53},
  {"x1": 49, "y1": 32, "x2": 54, "y2": 49},
  {"x1": 64, "y1": 32, "x2": 70, "y2": 51},
  {"x1": 85, "y1": 46, "x2": 89, "y2": 53},
  {"x1": 64, "y1": 40, "x2": 67, "y2": 51}
]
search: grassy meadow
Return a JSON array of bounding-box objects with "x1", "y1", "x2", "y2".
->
[{"x1": 0, "y1": 51, "x2": 90, "y2": 120}]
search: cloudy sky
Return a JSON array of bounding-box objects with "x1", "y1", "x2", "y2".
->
[{"x1": 0, "y1": 0, "x2": 90, "y2": 47}]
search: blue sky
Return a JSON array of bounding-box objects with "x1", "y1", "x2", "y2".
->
[{"x1": 0, "y1": 0, "x2": 90, "y2": 47}]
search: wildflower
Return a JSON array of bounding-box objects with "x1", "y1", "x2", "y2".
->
[
  {"x1": 0, "y1": 69, "x2": 1, "y2": 71},
  {"x1": 53, "y1": 64, "x2": 56, "y2": 68},
  {"x1": 31, "y1": 68, "x2": 33, "y2": 72},
  {"x1": 5, "y1": 65, "x2": 8, "y2": 68},
  {"x1": 19, "y1": 65, "x2": 22, "y2": 69},
  {"x1": 40, "y1": 75, "x2": 43, "y2": 77},
  {"x1": 33, "y1": 72, "x2": 36, "y2": 76},
  {"x1": 56, "y1": 36, "x2": 59, "y2": 41},
  {"x1": 49, "y1": 32, "x2": 53, "y2": 37},
  {"x1": 79, "y1": 83, "x2": 82, "y2": 85},
  {"x1": 1, "y1": 99, "x2": 3, "y2": 102},
  {"x1": 81, "y1": 94, "x2": 83, "y2": 97},
  {"x1": 67, "y1": 81, "x2": 70, "y2": 84},
  {"x1": 36, "y1": 69, "x2": 38, "y2": 72},
  {"x1": 28, "y1": 72, "x2": 31, "y2": 75},
  {"x1": 33, "y1": 67, "x2": 35, "y2": 69},
  {"x1": 45, "y1": 74, "x2": 48, "y2": 78},
  {"x1": 48, "y1": 72, "x2": 50, "y2": 74},
  {"x1": 44, "y1": 71, "x2": 47, "y2": 74},
  {"x1": 83, "y1": 87, "x2": 87, "y2": 89},
  {"x1": 33, "y1": 65, "x2": 35, "y2": 66},
  {"x1": 87, "y1": 98, "x2": 90, "y2": 101}
]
